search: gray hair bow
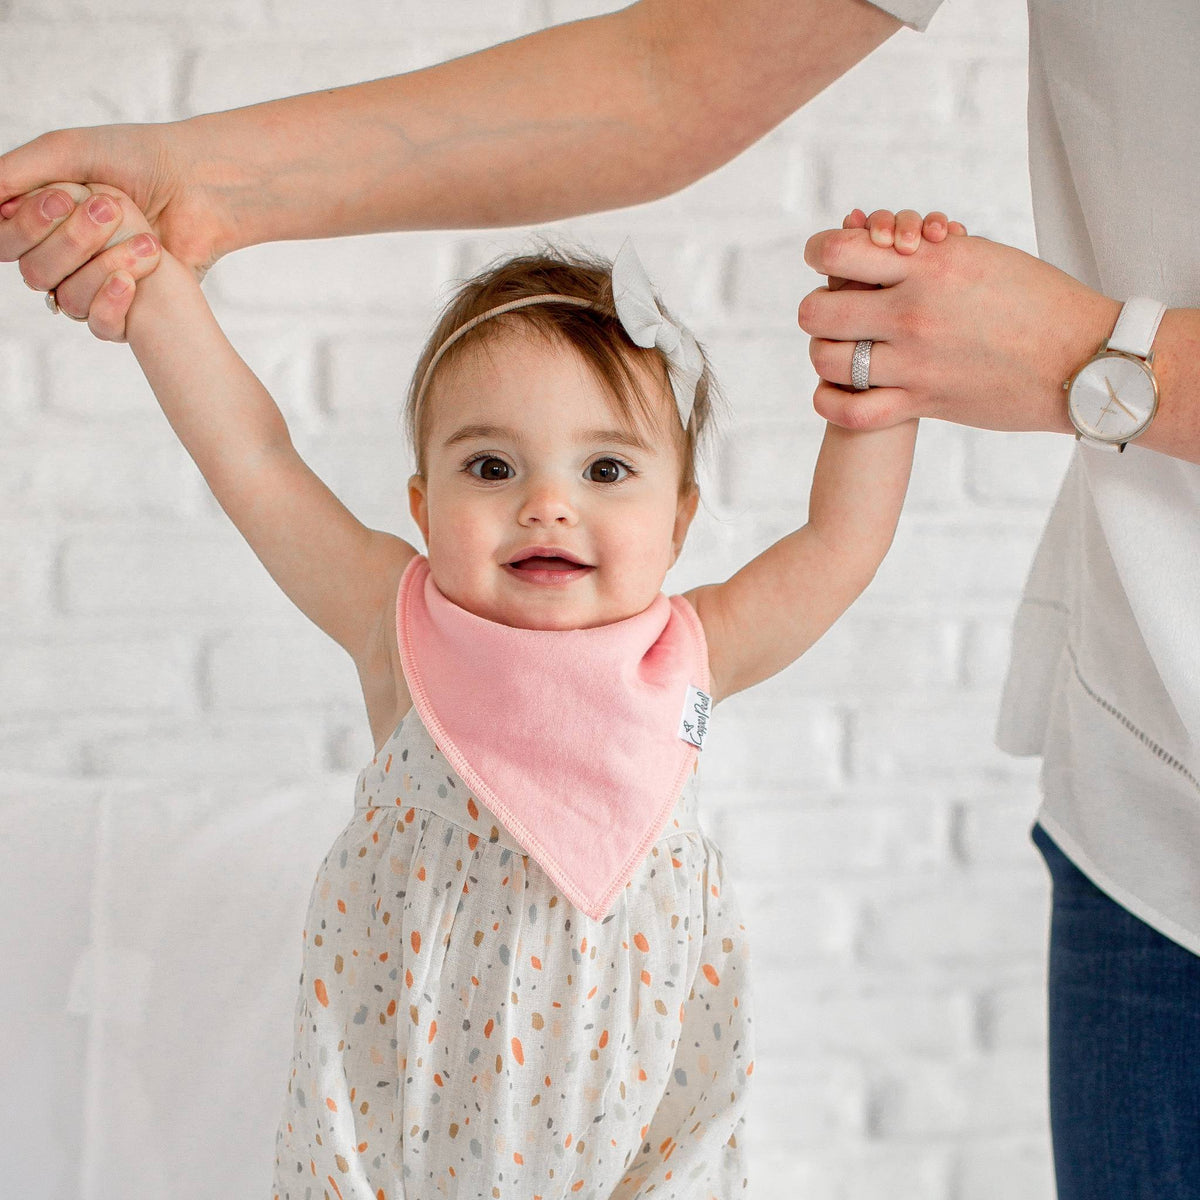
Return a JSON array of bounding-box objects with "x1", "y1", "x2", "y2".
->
[{"x1": 611, "y1": 238, "x2": 704, "y2": 429}]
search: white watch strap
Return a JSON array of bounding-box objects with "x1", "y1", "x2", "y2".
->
[
  {"x1": 1079, "y1": 436, "x2": 1121, "y2": 453},
  {"x1": 1107, "y1": 296, "x2": 1166, "y2": 358}
]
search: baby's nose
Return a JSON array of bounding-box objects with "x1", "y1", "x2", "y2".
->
[{"x1": 518, "y1": 478, "x2": 578, "y2": 523}]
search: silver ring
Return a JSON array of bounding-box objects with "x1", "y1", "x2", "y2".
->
[{"x1": 851, "y1": 339, "x2": 873, "y2": 391}]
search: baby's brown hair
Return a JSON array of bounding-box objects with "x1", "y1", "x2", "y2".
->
[{"x1": 405, "y1": 245, "x2": 721, "y2": 498}]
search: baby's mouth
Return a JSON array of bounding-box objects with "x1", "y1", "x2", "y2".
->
[{"x1": 510, "y1": 556, "x2": 590, "y2": 572}]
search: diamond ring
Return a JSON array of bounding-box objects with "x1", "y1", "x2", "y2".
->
[{"x1": 851, "y1": 339, "x2": 873, "y2": 391}]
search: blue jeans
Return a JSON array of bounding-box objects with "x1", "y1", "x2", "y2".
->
[{"x1": 1032, "y1": 822, "x2": 1200, "y2": 1199}]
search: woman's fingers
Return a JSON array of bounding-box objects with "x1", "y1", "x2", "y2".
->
[
  {"x1": 53, "y1": 226, "x2": 159, "y2": 321},
  {"x1": 87, "y1": 270, "x2": 138, "y2": 343},
  {"x1": 2, "y1": 181, "x2": 159, "y2": 330},
  {"x1": 812, "y1": 378, "x2": 912, "y2": 431},
  {"x1": 804, "y1": 267, "x2": 913, "y2": 430},
  {"x1": 0, "y1": 129, "x2": 95, "y2": 208},
  {"x1": 809, "y1": 335, "x2": 895, "y2": 391},
  {"x1": 0, "y1": 183, "x2": 90, "y2": 265},
  {"x1": 16, "y1": 184, "x2": 141, "y2": 292}
]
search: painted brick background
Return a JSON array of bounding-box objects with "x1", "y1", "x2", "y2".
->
[{"x1": 0, "y1": 1, "x2": 1068, "y2": 1196}]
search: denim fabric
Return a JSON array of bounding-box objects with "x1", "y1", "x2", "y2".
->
[{"x1": 1033, "y1": 822, "x2": 1200, "y2": 1200}]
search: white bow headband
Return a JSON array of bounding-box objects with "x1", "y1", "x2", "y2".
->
[{"x1": 412, "y1": 239, "x2": 704, "y2": 428}]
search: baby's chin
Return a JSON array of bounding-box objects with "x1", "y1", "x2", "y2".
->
[
  {"x1": 504, "y1": 589, "x2": 667, "y2": 632},
  {"x1": 485, "y1": 591, "x2": 661, "y2": 632}
]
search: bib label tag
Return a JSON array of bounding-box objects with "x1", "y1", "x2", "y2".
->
[{"x1": 678, "y1": 684, "x2": 712, "y2": 750}]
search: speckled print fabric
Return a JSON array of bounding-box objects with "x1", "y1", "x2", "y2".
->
[{"x1": 272, "y1": 703, "x2": 754, "y2": 1200}]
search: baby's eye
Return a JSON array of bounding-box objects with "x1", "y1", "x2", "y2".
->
[
  {"x1": 464, "y1": 455, "x2": 636, "y2": 484},
  {"x1": 588, "y1": 458, "x2": 634, "y2": 484},
  {"x1": 465, "y1": 455, "x2": 513, "y2": 481}
]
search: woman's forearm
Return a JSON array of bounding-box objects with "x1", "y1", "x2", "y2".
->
[
  {"x1": 175, "y1": 0, "x2": 899, "y2": 253},
  {"x1": 0, "y1": 0, "x2": 898, "y2": 332}
]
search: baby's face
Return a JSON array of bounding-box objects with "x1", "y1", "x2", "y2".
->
[{"x1": 409, "y1": 330, "x2": 698, "y2": 630}]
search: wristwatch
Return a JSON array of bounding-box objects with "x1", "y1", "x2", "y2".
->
[{"x1": 1064, "y1": 296, "x2": 1166, "y2": 452}]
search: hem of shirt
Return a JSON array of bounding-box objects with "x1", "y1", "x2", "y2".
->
[
  {"x1": 1035, "y1": 811, "x2": 1200, "y2": 959},
  {"x1": 994, "y1": 596, "x2": 1069, "y2": 758}
]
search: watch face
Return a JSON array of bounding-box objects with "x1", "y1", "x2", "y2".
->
[{"x1": 1067, "y1": 353, "x2": 1158, "y2": 442}]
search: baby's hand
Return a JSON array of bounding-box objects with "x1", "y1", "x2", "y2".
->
[
  {"x1": 823, "y1": 208, "x2": 967, "y2": 293},
  {"x1": 843, "y1": 207, "x2": 967, "y2": 251},
  {"x1": 0, "y1": 181, "x2": 160, "y2": 343}
]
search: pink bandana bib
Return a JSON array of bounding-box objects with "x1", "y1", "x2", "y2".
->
[{"x1": 396, "y1": 554, "x2": 712, "y2": 920}]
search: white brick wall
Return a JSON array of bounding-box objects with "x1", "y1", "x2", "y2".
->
[{"x1": 0, "y1": 0, "x2": 1059, "y2": 1195}]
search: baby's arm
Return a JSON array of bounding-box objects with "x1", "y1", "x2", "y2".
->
[
  {"x1": 114, "y1": 204, "x2": 411, "y2": 667},
  {"x1": 697, "y1": 211, "x2": 970, "y2": 700},
  {"x1": 696, "y1": 412, "x2": 915, "y2": 705}
]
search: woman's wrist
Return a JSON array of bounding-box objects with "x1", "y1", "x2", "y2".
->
[
  {"x1": 1049, "y1": 289, "x2": 1123, "y2": 435},
  {"x1": 1124, "y1": 307, "x2": 1200, "y2": 463},
  {"x1": 169, "y1": 112, "x2": 257, "y2": 262},
  {"x1": 180, "y1": 88, "x2": 393, "y2": 253}
]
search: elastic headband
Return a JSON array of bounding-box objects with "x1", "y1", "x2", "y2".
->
[
  {"x1": 412, "y1": 239, "x2": 704, "y2": 428},
  {"x1": 413, "y1": 293, "x2": 594, "y2": 411}
]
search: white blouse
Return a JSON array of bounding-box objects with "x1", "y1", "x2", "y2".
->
[{"x1": 874, "y1": 0, "x2": 1200, "y2": 953}]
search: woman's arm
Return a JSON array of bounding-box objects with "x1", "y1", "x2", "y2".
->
[
  {"x1": 125, "y1": 250, "x2": 414, "y2": 666},
  {"x1": 0, "y1": 0, "x2": 901, "y2": 334},
  {"x1": 152, "y1": 0, "x2": 901, "y2": 242}
]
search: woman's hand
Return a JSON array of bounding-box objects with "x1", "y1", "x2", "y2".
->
[
  {"x1": 798, "y1": 227, "x2": 1120, "y2": 435},
  {"x1": 0, "y1": 179, "x2": 199, "y2": 344},
  {"x1": 0, "y1": 123, "x2": 229, "y2": 338}
]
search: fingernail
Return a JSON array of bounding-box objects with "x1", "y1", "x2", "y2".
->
[
  {"x1": 871, "y1": 228, "x2": 893, "y2": 246},
  {"x1": 106, "y1": 274, "x2": 131, "y2": 297},
  {"x1": 87, "y1": 195, "x2": 118, "y2": 224},
  {"x1": 129, "y1": 233, "x2": 158, "y2": 257},
  {"x1": 41, "y1": 192, "x2": 73, "y2": 220}
]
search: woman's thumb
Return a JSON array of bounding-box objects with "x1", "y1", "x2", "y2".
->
[{"x1": 0, "y1": 129, "x2": 93, "y2": 206}]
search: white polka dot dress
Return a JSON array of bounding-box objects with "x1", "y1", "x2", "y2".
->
[{"x1": 271, "y1": 701, "x2": 754, "y2": 1199}]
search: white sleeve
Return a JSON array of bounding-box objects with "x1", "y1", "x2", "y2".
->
[{"x1": 866, "y1": 0, "x2": 945, "y2": 32}]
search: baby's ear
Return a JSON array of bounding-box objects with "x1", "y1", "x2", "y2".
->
[
  {"x1": 678, "y1": 481, "x2": 699, "y2": 518},
  {"x1": 407, "y1": 473, "x2": 429, "y2": 539},
  {"x1": 671, "y1": 484, "x2": 700, "y2": 560}
]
